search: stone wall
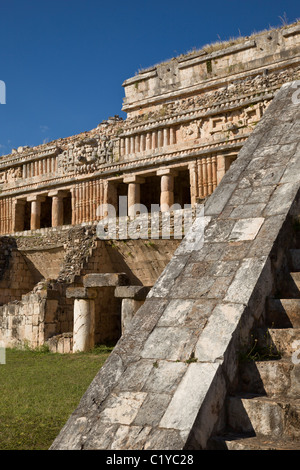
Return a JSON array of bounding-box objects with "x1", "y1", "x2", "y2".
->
[
  {"x1": 0, "y1": 284, "x2": 59, "y2": 349},
  {"x1": 0, "y1": 249, "x2": 36, "y2": 305},
  {"x1": 82, "y1": 238, "x2": 181, "y2": 287}
]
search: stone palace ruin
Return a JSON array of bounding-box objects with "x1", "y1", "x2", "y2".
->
[{"x1": 1, "y1": 21, "x2": 300, "y2": 450}]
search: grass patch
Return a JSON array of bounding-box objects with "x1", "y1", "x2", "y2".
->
[{"x1": 0, "y1": 345, "x2": 113, "y2": 450}]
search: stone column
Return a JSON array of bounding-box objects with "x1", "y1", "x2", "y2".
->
[
  {"x1": 123, "y1": 175, "x2": 145, "y2": 218},
  {"x1": 125, "y1": 137, "x2": 130, "y2": 156},
  {"x1": 157, "y1": 129, "x2": 163, "y2": 148},
  {"x1": 52, "y1": 196, "x2": 64, "y2": 227},
  {"x1": 188, "y1": 162, "x2": 198, "y2": 206},
  {"x1": 66, "y1": 287, "x2": 97, "y2": 353},
  {"x1": 12, "y1": 199, "x2": 26, "y2": 232},
  {"x1": 49, "y1": 190, "x2": 67, "y2": 227},
  {"x1": 157, "y1": 168, "x2": 178, "y2": 212},
  {"x1": 27, "y1": 195, "x2": 45, "y2": 231},
  {"x1": 73, "y1": 299, "x2": 95, "y2": 352},
  {"x1": 170, "y1": 127, "x2": 176, "y2": 145},
  {"x1": 163, "y1": 128, "x2": 169, "y2": 147},
  {"x1": 217, "y1": 154, "x2": 226, "y2": 185}
]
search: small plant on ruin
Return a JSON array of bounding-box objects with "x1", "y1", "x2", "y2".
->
[
  {"x1": 239, "y1": 330, "x2": 281, "y2": 362},
  {"x1": 185, "y1": 352, "x2": 198, "y2": 364}
]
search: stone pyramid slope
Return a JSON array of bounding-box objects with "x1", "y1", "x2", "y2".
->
[{"x1": 50, "y1": 81, "x2": 300, "y2": 450}]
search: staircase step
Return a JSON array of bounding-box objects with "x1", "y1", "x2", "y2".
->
[
  {"x1": 289, "y1": 249, "x2": 300, "y2": 271},
  {"x1": 266, "y1": 298, "x2": 300, "y2": 327},
  {"x1": 208, "y1": 434, "x2": 300, "y2": 450},
  {"x1": 226, "y1": 395, "x2": 300, "y2": 438},
  {"x1": 239, "y1": 359, "x2": 300, "y2": 398},
  {"x1": 265, "y1": 328, "x2": 300, "y2": 358},
  {"x1": 282, "y1": 272, "x2": 300, "y2": 298}
]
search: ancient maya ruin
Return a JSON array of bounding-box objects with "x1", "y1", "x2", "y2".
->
[{"x1": 1, "y1": 21, "x2": 300, "y2": 449}]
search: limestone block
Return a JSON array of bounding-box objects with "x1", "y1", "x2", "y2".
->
[
  {"x1": 110, "y1": 425, "x2": 152, "y2": 451},
  {"x1": 66, "y1": 287, "x2": 98, "y2": 299},
  {"x1": 99, "y1": 391, "x2": 147, "y2": 425},
  {"x1": 141, "y1": 326, "x2": 198, "y2": 362},
  {"x1": 57, "y1": 338, "x2": 64, "y2": 354},
  {"x1": 133, "y1": 393, "x2": 172, "y2": 427},
  {"x1": 194, "y1": 303, "x2": 245, "y2": 362},
  {"x1": 63, "y1": 335, "x2": 72, "y2": 354},
  {"x1": 157, "y1": 299, "x2": 195, "y2": 327},
  {"x1": 143, "y1": 360, "x2": 188, "y2": 394},
  {"x1": 159, "y1": 363, "x2": 221, "y2": 434},
  {"x1": 229, "y1": 217, "x2": 264, "y2": 241},
  {"x1": 83, "y1": 273, "x2": 129, "y2": 287},
  {"x1": 227, "y1": 396, "x2": 286, "y2": 437},
  {"x1": 24, "y1": 324, "x2": 33, "y2": 342},
  {"x1": 224, "y1": 256, "x2": 268, "y2": 305},
  {"x1": 114, "y1": 285, "x2": 151, "y2": 300}
]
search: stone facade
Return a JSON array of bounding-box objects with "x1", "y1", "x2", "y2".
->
[
  {"x1": 0, "y1": 23, "x2": 299, "y2": 237},
  {"x1": 0, "y1": 24, "x2": 299, "y2": 353},
  {"x1": 0, "y1": 20, "x2": 300, "y2": 450}
]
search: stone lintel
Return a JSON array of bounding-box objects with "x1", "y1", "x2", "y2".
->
[
  {"x1": 27, "y1": 194, "x2": 46, "y2": 203},
  {"x1": 114, "y1": 285, "x2": 152, "y2": 300},
  {"x1": 48, "y1": 189, "x2": 69, "y2": 198},
  {"x1": 156, "y1": 168, "x2": 178, "y2": 177},
  {"x1": 83, "y1": 273, "x2": 129, "y2": 288},
  {"x1": 66, "y1": 287, "x2": 98, "y2": 300},
  {"x1": 14, "y1": 198, "x2": 27, "y2": 205},
  {"x1": 123, "y1": 175, "x2": 145, "y2": 184}
]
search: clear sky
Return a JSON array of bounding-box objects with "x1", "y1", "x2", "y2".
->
[{"x1": 0, "y1": 0, "x2": 299, "y2": 155}]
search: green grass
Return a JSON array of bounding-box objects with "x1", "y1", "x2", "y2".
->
[{"x1": 0, "y1": 345, "x2": 113, "y2": 450}]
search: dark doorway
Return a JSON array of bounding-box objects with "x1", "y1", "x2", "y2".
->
[
  {"x1": 23, "y1": 201, "x2": 31, "y2": 231},
  {"x1": 40, "y1": 197, "x2": 52, "y2": 228},
  {"x1": 174, "y1": 169, "x2": 191, "y2": 207},
  {"x1": 63, "y1": 192, "x2": 72, "y2": 225},
  {"x1": 140, "y1": 175, "x2": 161, "y2": 212},
  {"x1": 116, "y1": 182, "x2": 128, "y2": 217}
]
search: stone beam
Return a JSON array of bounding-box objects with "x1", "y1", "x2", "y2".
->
[{"x1": 83, "y1": 273, "x2": 129, "y2": 288}]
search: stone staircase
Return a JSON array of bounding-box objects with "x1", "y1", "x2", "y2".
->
[{"x1": 208, "y1": 239, "x2": 300, "y2": 450}]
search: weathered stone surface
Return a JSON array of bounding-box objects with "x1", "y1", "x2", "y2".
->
[
  {"x1": 114, "y1": 285, "x2": 151, "y2": 300},
  {"x1": 83, "y1": 273, "x2": 129, "y2": 287},
  {"x1": 159, "y1": 363, "x2": 222, "y2": 438},
  {"x1": 194, "y1": 303, "x2": 245, "y2": 362},
  {"x1": 66, "y1": 287, "x2": 97, "y2": 299}
]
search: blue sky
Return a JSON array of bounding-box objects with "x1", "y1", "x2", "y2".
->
[{"x1": 0, "y1": 0, "x2": 299, "y2": 154}]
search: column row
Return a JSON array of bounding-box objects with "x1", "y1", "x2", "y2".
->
[
  {"x1": 22, "y1": 156, "x2": 57, "y2": 179},
  {"x1": 0, "y1": 197, "x2": 13, "y2": 234},
  {"x1": 12, "y1": 190, "x2": 70, "y2": 232},
  {"x1": 120, "y1": 126, "x2": 177, "y2": 157},
  {"x1": 123, "y1": 168, "x2": 179, "y2": 216},
  {"x1": 72, "y1": 180, "x2": 107, "y2": 224}
]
